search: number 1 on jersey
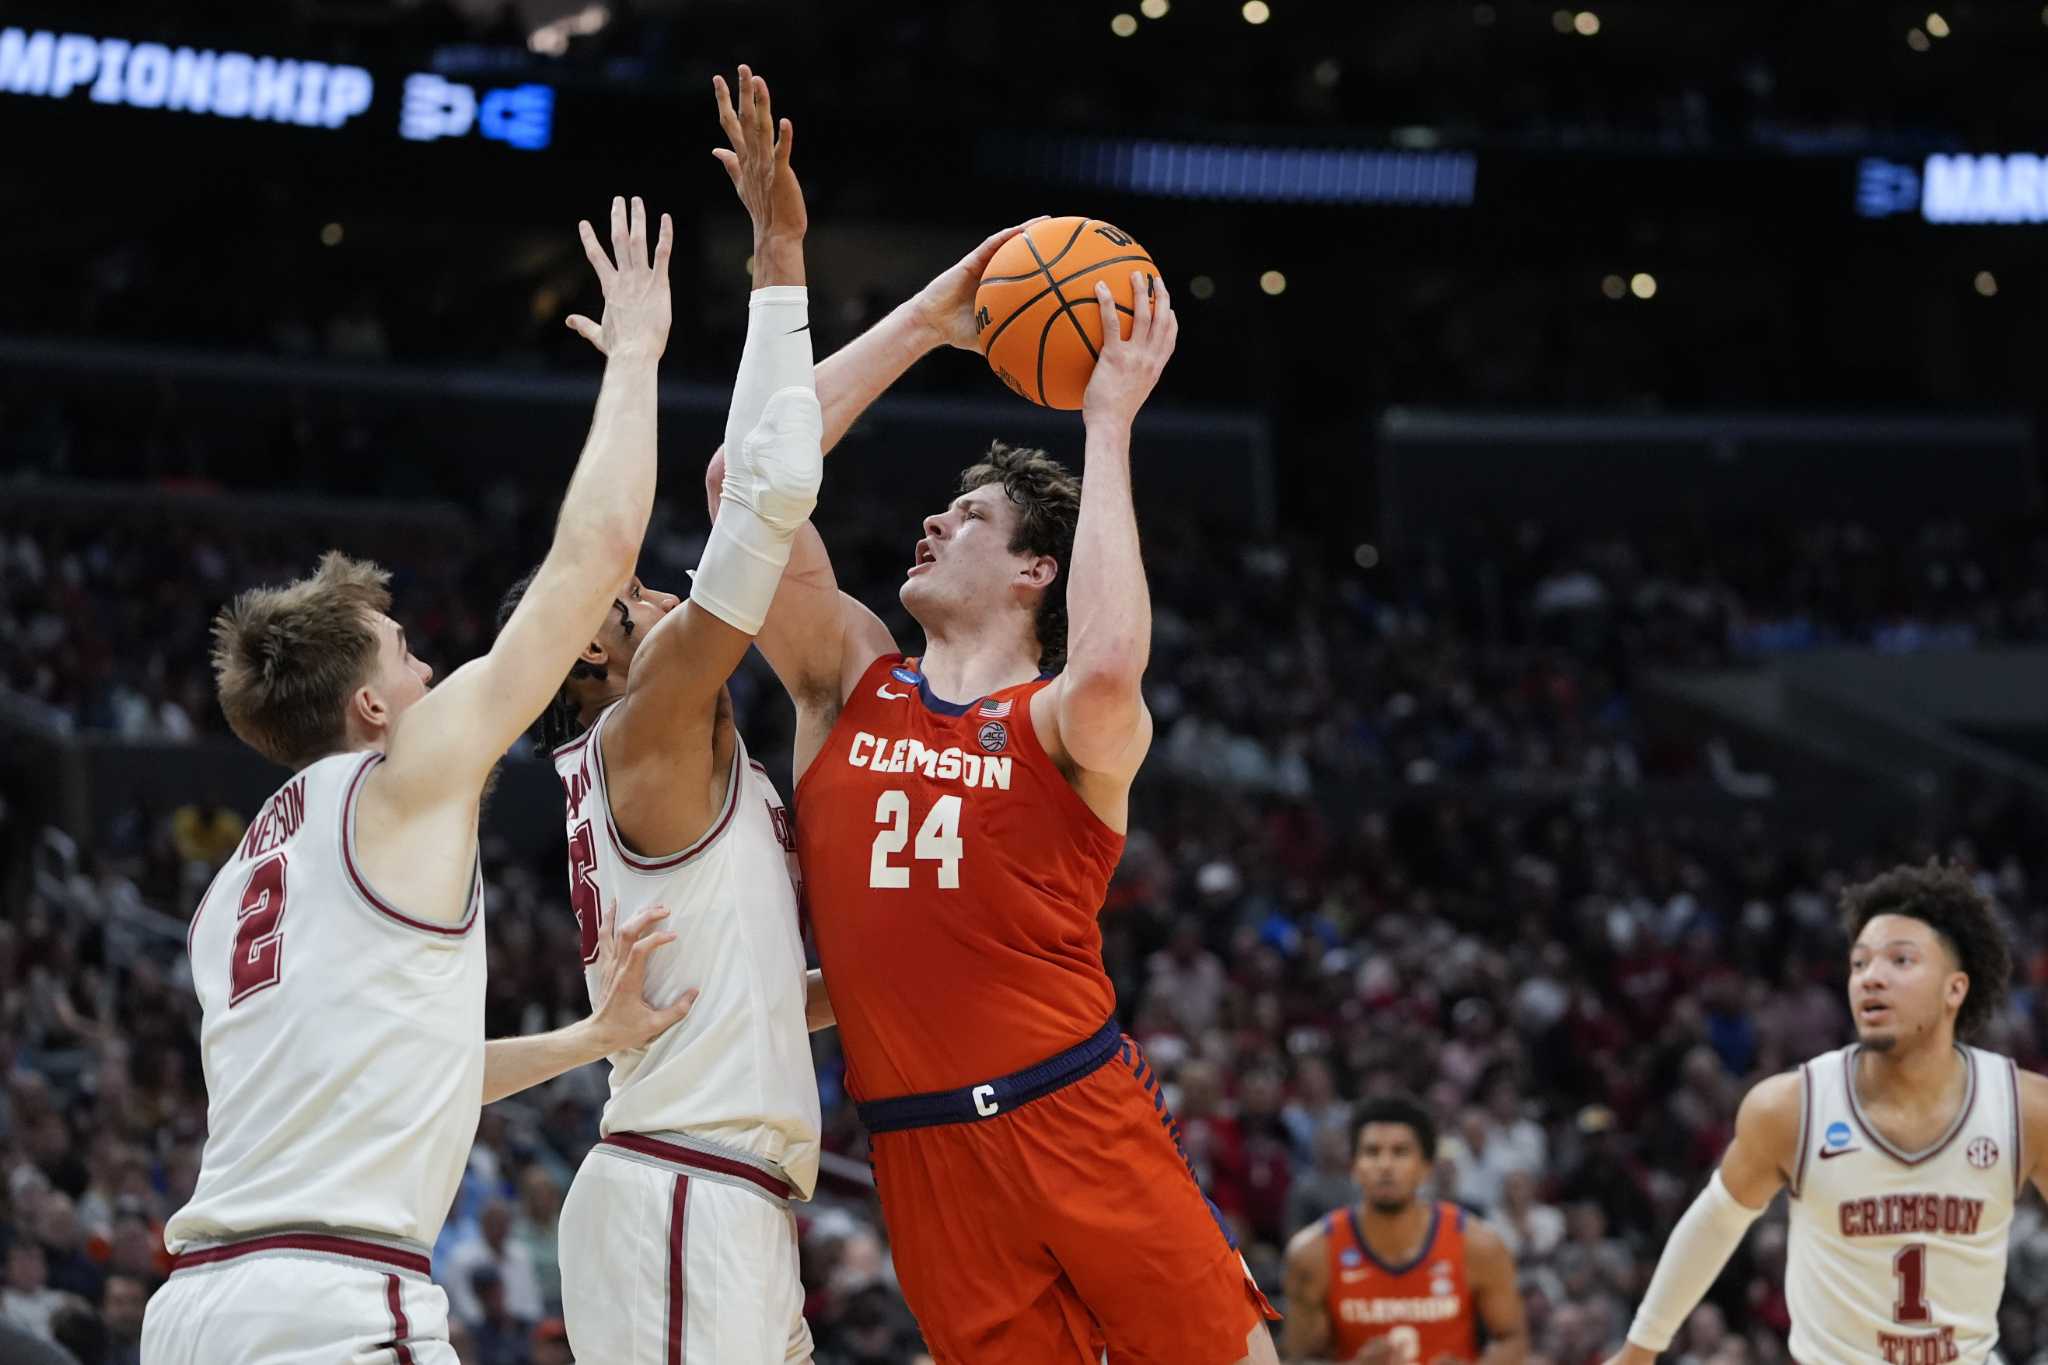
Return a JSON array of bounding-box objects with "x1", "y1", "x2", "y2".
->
[
  {"x1": 1893, "y1": 1243, "x2": 1931, "y2": 1324},
  {"x1": 869, "y1": 791, "x2": 962, "y2": 889}
]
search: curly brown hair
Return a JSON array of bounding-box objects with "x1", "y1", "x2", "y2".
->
[
  {"x1": 211, "y1": 551, "x2": 391, "y2": 769},
  {"x1": 1839, "y1": 860, "x2": 2012, "y2": 1042},
  {"x1": 956, "y1": 441, "x2": 1081, "y2": 673}
]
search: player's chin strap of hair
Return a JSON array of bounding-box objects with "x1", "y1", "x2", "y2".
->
[
  {"x1": 1625, "y1": 1170, "x2": 1766, "y2": 1354},
  {"x1": 692, "y1": 383, "x2": 823, "y2": 636}
]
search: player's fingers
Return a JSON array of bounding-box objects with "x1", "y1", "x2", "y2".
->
[
  {"x1": 751, "y1": 74, "x2": 772, "y2": 146},
  {"x1": 713, "y1": 75, "x2": 744, "y2": 149},
  {"x1": 1149, "y1": 275, "x2": 1172, "y2": 343},
  {"x1": 735, "y1": 64, "x2": 754, "y2": 138},
  {"x1": 1129, "y1": 269, "x2": 1154, "y2": 340},
  {"x1": 1093, "y1": 282, "x2": 1120, "y2": 347},
  {"x1": 578, "y1": 220, "x2": 612, "y2": 281},
  {"x1": 711, "y1": 147, "x2": 743, "y2": 189},
  {"x1": 653, "y1": 212, "x2": 674, "y2": 277},
  {"x1": 609, "y1": 196, "x2": 629, "y2": 275},
  {"x1": 618, "y1": 906, "x2": 672, "y2": 942},
  {"x1": 629, "y1": 196, "x2": 649, "y2": 270},
  {"x1": 565, "y1": 315, "x2": 605, "y2": 351},
  {"x1": 775, "y1": 117, "x2": 794, "y2": 171},
  {"x1": 658, "y1": 988, "x2": 701, "y2": 1027}
]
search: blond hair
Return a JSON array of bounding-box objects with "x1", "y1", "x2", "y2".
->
[{"x1": 211, "y1": 551, "x2": 392, "y2": 768}]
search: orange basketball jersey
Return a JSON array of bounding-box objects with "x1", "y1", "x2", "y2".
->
[
  {"x1": 794, "y1": 654, "x2": 1124, "y2": 1102},
  {"x1": 1326, "y1": 1202, "x2": 1478, "y2": 1365}
]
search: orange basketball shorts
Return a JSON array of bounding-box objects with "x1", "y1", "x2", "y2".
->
[{"x1": 861, "y1": 1027, "x2": 1277, "y2": 1365}]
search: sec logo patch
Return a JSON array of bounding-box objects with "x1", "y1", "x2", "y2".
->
[
  {"x1": 1967, "y1": 1137, "x2": 1999, "y2": 1169},
  {"x1": 977, "y1": 721, "x2": 1008, "y2": 754}
]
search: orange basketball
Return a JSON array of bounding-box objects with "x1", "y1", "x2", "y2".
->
[{"x1": 974, "y1": 216, "x2": 1158, "y2": 410}]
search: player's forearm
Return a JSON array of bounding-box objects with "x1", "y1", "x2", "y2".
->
[
  {"x1": 481, "y1": 1019, "x2": 609, "y2": 1105},
  {"x1": 804, "y1": 968, "x2": 835, "y2": 1032},
  {"x1": 814, "y1": 300, "x2": 943, "y2": 454},
  {"x1": 555, "y1": 351, "x2": 661, "y2": 566},
  {"x1": 1065, "y1": 418, "x2": 1151, "y2": 685}
]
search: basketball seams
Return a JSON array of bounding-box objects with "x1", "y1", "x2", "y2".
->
[
  {"x1": 978, "y1": 218, "x2": 1090, "y2": 285},
  {"x1": 978, "y1": 251, "x2": 1156, "y2": 370}
]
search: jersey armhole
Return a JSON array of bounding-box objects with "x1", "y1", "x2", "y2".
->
[
  {"x1": 1009, "y1": 678, "x2": 1126, "y2": 847},
  {"x1": 592, "y1": 709, "x2": 746, "y2": 875},
  {"x1": 2006, "y1": 1055, "x2": 2025, "y2": 1197},
  {"x1": 1788, "y1": 1061, "x2": 1813, "y2": 1200},
  {"x1": 793, "y1": 653, "x2": 907, "y2": 807},
  {"x1": 340, "y1": 752, "x2": 480, "y2": 941}
]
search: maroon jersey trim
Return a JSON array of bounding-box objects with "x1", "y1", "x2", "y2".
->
[
  {"x1": 341, "y1": 753, "x2": 480, "y2": 938},
  {"x1": 1841, "y1": 1043, "x2": 1977, "y2": 1166},
  {"x1": 590, "y1": 712, "x2": 745, "y2": 872}
]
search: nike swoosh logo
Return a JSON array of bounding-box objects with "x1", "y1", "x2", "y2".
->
[
  {"x1": 787, "y1": 323, "x2": 810, "y2": 334},
  {"x1": 877, "y1": 686, "x2": 907, "y2": 700},
  {"x1": 1819, "y1": 1147, "x2": 1863, "y2": 1160},
  {"x1": 1340, "y1": 1270, "x2": 1373, "y2": 1283}
]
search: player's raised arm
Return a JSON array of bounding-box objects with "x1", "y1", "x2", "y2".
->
[
  {"x1": 378, "y1": 196, "x2": 671, "y2": 806},
  {"x1": 700, "y1": 221, "x2": 1039, "y2": 751},
  {"x1": 1040, "y1": 272, "x2": 1175, "y2": 786},
  {"x1": 1463, "y1": 1221, "x2": 1530, "y2": 1365},
  {"x1": 1603, "y1": 1071, "x2": 1801, "y2": 1365},
  {"x1": 1279, "y1": 1221, "x2": 1336, "y2": 1362}
]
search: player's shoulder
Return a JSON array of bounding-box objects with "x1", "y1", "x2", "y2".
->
[
  {"x1": 1741, "y1": 1068, "x2": 1807, "y2": 1122},
  {"x1": 1285, "y1": 1211, "x2": 1335, "y2": 1264}
]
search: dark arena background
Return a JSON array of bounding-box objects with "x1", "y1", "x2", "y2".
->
[{"x1": 3, "y1": 2, "x2": 2048, "y2": 1362}]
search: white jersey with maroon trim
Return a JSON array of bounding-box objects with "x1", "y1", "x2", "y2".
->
[
  {"x1": 1786, "y1": 1044, "x2": 2020, "y2": 1365},
  {"x1": 551, "y1": 704, "x2": 819, "y2": 1198},
  {"x1": 166, "y1": 751, "x2": 486, "y2": 1253}
]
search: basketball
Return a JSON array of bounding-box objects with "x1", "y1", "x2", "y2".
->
[{"x1": 974, "y1": 216, "x2": 1158, "y2": 410}]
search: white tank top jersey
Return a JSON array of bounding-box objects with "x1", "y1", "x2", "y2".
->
[
  {"x1": 166, "y1": 751, "x2": 487, "y2": 1252},
  {"x1": 551, "y1": 703, "x2": 820, "y2": 1197},
  {"x1": 1786, "y1": 1044, "x2": 2023, "y2": 1365}
]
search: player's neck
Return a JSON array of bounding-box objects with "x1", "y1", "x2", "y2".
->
[
  {"x1": 1354, "y1": 1198, "x2": 1434, "y2": 1259},
  {"x1": 915, "y1": 628, "x2": 1041, "y2": 705},
  {"x1": 1855, "y1": 1031, "x2": 1964, "y2": 1103}
]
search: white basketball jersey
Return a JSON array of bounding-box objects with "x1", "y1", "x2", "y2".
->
[
  {"x1": 551, "y1": 704, "x2": 819, "y2": 1197},
  {"x1": 1787, "y1": 1044, "x2": 2021, "y2": 1365},
  {"x1": 166, "y1": 752, "x2": 487, "y2": 1252}
]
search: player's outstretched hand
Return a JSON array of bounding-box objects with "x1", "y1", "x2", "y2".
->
[
  {"x1": 912, "y1": 217, "x2": 1049, "y2": 353},
  {"x1": 712, "y1": 64, "x2": 805, "y2": 246},
  {"x1": 1080, "y1": 269, "x2": 1176, "y2": 430},
  {"x1": 588, "y1": 897, "x2": 697, "y2": 1054},
  {"x1": 566, "y1": 194, "x2": 674, "y2": 361}
]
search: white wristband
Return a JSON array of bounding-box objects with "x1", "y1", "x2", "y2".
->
[
  {"x1": 1626, "y1": 1170, "x2": 1765, "y2": 1353},
  {"x1": 723, "y1": 285, "x2": 813, "y2": 460}
]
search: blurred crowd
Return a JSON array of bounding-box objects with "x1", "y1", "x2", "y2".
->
[{"x1": 3, "y1": 490, "x2": 2048, "y2": 1363}]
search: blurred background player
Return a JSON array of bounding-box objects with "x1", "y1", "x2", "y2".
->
[
  {"x1": 499, "y1": 65, "x2": 833, "y2": 1364},
  {"x1": 140, "y1": 196, "x2": 688, "y2": 1363},
  {"x1": 1604, "y1": 863, "x2": 2048, "y2": 1365},
  {"x1": 1281, "y1": 1095, "x2": 1528, "y2": 1365},
  {"x1": 708, "y1": 213, "x2": 1278, "y2": 1355}
]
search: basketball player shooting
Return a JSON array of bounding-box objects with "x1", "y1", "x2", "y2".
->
[
  {"x1": 495, "y1": 65, "x2": 833, "y2": 1365},
  {"x1": 1601, "y1": 863, "x2": 2048, "y2": 1365},
  {"x1": 1280, "y1": 1096, "x2": 1528, "y2": 1365},
  {"x1": 702, "y1": 211, "x2": 1279, "y2": 1361},
  {"x1": 142, "y1": 196, "x2": 691, "y2": 1365}
]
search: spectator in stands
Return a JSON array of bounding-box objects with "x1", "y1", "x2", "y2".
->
[
  {"x1": 446, "y1": 1199, "x2": 544, "y2": 1329},
  {"x1": 1284, "y1": 1123, "x2": 1360, "y2": 1240},
  {"x1": 2, "y1": 1240, "x2": 84, "y2": 1341},
  {"x1": 512, "y1": 1166, "x2": 565, "y2": 1319},
  {"x1": 101, "y1": 1273, "x2": 145, "y2": 1365},
  {"x1": 467, "y1": 1265, "x2": 533, "y2": 1365}
]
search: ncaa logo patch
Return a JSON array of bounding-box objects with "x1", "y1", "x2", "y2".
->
[
  {"x1": 1340, "y1": 1247, "x2": 1363, "y2": 1268},
  {"x1": 1967, "y1": 1137, "x2": 1999, "y2": 1169},
  {"x1": 1825, "y1": 1122, "x2": 1853, "y2": 1150},
  {"x1": 977, "y1": 720, "x2": 1009, "y2": 754},
  {"x1": 891, "y1": 666, "x2": 922, "y2": 686}
]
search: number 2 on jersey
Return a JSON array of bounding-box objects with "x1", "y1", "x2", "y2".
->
[
  {"x1": 869, "y1": 791, "x2": 962, "y2": 889},
  {"x1": 228, "y1": 852, "x2": 289, "y2": 1007}
]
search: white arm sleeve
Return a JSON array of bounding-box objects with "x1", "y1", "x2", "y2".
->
[
  {"x1": 691, "y1": 387, "x2": 823, "y2": 635},
  {"x1": 722, "y1": 286, "x2": 813, "y2": 459},
  {"x1": 1625, "y1": 1171, "x2": 1766, "y2": 1353}
]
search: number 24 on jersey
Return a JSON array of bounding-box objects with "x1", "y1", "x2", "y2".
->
[{"x1": 869, "y1": 791, "x2": 962, "y2": 889}]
